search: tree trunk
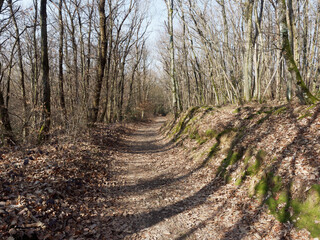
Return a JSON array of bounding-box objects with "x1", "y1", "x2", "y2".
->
[
  {"x1": 0, "y1": 89, "x2": 15, "y2": 145},
  {"x1": 0, "y1": 0, "x2": 4, "y2": 11},
  {"x1": 178, "y1": 0, "x2": 191, "y2": 108},
  {"x1": 100, "y1": 1, "x2": 113, "y2": 122},
  {"x1": 279, "y1": 0, "x2": 318, "y2": 104},
  {"x1": 243, "y1": 0, "x2": 254, "y2": 102},
  {"x1": 89, "y1": 0, "x2": 107, "y2": 125},
  {"x1": 9, "y1": 0, "x2": 28, "y2": 137},
  {"x1": 31, "y1": 0, "x2": 39, "y2": 129},
  {"x1": 58, "y1": 0, "x2": 67, "y2": 123},
  {"x1": 166, "y1": 0, "x2": 178, "y2": 118},
  {"x1": 84, "y1": 3, "x2": 94, "y2": 114},
  {"x1": 39, "y1": 0, "x2": 51, "y2": 141},
  {"x1": 302, "y1": 0, "x2": 308, "y2": 81}
]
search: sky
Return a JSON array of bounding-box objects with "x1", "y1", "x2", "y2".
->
[
  {"x1": 148, "y1": 0, "x2": 167, "y2": 45},
  {"x1": 21, "y1": 0, "x2": 167, "y2": 48}
]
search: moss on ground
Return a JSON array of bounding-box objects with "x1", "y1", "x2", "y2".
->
[
  {"x1": 291, "y1": 185, "x2": 320, "y2": 237},
  {"x1": 266, "y1": 190, "x2": 290, "y2": 223},
  {"x1": 297, "y1": 112, "x2": 312, "y2": 120},
  {"x1": 205, "y1": 129, "x2": 217, "y2": 139},
  {"x1": 168, "y1": 105, "x2": 320, "y2": 237},
  {"x1": 255, "y1": 176, "x2": 268, "y2": 198},
  {"x1": 235, "y1": 150, "x2": 266, "y2": 186},
  {"x1": 217, "y1": 151, "x2": 241, "y2": 177},
  {"x1": 207, "y1": 128, "x2": 236, "y2": 158},
  {"x1": 172, "y1": 106, "x2": 200, "y2": 138},
  {"x1": 273, "y1": 106, "x2": 287, "y2": 115},
  {"x1": 247, "y1": 150, "x2": 266, "y2": 176},
  {"x1": 233, "y1": 107, "x2": 241, "y2": 114},
  {"x1": 253, "y1": 173, "x2": 320, "y2": 236}
]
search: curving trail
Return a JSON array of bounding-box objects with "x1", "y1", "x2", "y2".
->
[{"x1": 105, "y1": 118, "x2": 307, "y2": 240}]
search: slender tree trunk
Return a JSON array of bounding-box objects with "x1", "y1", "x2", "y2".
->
[
  {"x1": 85, "y1": 3, "x2": 94, "y2": 119},
  {"x1": 179, "y1": 1, "x2": 191, "y2": 108},
  {"x1": 70, "y1": 19, "x2": 79, "y2": 106},
  {"x1": 166, "y1": 0, "x2": 178, "y2": 118},
  {"x1": 58, "y1": 0, "x2": 67, "y2": 123},
  {"x1": 285, "y1": 0, "x2": 298, "y2": 100},
  {"x1": 0, "y1": 89, "x2": 15, "y2": 145},
  {"x1": 9, "y1": 0, "x2": 28, "y2": 137},
  {"x1": 311, "y1": 1, "x2": 320, "y2": 93},
  {"x1": 76, "y1": 2, "x2": 85, "y2": 102},
  {"x1": 243, "y1": 0, "x2": 254, "y2": 102},
  {"x1": 99, "y1": 2, "x2": 113, "y2": 122},
  {"x1": 279, "y1": 0, "x2": 318, "y2": 104},
  {"x1": 89, "y1": 0, "x2": 107, "y2": 125},
  {"x1": 126, "y1": 41, "x2": 142, "y2": 114},
  {"x1": 31, "y1": 0, "x2": 39, "y2": 128},
  {"x1": 118, "y1": 62, "x2": 126, "y2": 121},
  {"x1": 302, "y1": 0, "x2": 308, "y2": 82},
  {"x1": 0, "y1": 0, "x2": 4, "y2": 12},
  {"x1": 6, "y1": 41, "x2": 16, "y2": 109},
  {"x1": 218, "y1": 0, "x2": 234, "y2": 103},
  {"x1": 39, "y1": 0, "x2": 51, "y2": 141}
]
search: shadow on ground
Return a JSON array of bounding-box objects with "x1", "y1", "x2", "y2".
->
[{"x1": 106, "y1": 104, "x2": 320, "y2": 239}]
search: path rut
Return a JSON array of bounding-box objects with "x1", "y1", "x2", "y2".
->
[{"x1": 105, "y1": 118, "x2": 303, "y2": 240}]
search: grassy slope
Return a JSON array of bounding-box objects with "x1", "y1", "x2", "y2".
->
[{"x1": 164, "y1": 103, "x2": 320, "y2": 237}]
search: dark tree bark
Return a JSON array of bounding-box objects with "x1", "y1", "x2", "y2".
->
[
  {"x1": 89, "y1": 0, "x2": 107, "y2": 125},
  {"x1": 0, "y1": 69, "x2": 15, "y2": 145},
  {"x1": 39, "y1": 0, "x2": 51, "y2": 140},
  {"x1": 58, "y1": 0, "x2": 67, "y2": 123},
  {"x1": 31, "y1": 0, "x2": 39, "y2": 128},
  {"x1": 84, "y1": 3, "x2": 94, "y2": 110},
  {"x1": 0, "y1": 0, "x2": 4, "y2": 12}
]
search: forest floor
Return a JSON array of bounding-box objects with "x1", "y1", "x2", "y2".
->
[{"x1": 0, "y1": 103, "x2": 319, "y2": 239}]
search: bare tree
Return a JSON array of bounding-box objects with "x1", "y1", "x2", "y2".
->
[
  {"x1": 89, "y1": 0, "x2": 107, "y2": 125},
  {"x1": 165, "y1": 0, "x2": 179, "y2": 118},
  {"x1": 279, "y1": 0, "x2": 318, "y2": 104},
  {"x1": 39, "y1": 0, "x2": 51, "y2": 140},
  {"x1": 58, "y1": 0, "x2": 67, "y2": 122}
]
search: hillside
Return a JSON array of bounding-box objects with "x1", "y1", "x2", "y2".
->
[
  {"x1": 162, "y1": 103, "x2": 320, "y2": 239},
  {"x1": 0, "y1": 103, "x2": 319, "y2": 239}
]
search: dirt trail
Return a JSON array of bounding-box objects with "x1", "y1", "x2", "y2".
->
[{"x1": 106, "y1": 118, "x2": 307, "y2": 240}]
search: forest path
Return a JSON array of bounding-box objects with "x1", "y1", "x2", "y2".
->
[
  {"x1": 103, "y1": 116, "x2": 311, "y2": 240},
  {"x1": 106, "y1": 117, "x2": 241, "y2": 240}
]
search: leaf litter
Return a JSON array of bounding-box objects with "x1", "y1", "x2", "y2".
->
[{"x1": 1, "y1": 103, "x2": 319, "y2": 239}]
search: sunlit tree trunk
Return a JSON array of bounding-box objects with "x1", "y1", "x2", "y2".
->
[
  {"x1": 178, "y1": 0, "x2": 191, "y2": 108},
  {"x1": 279, "y1": 0, "x2": 318, "y2": 104},
  {"x1": 302, "y1": 0, "x2": 308, "y2": 81},
  {"x1": 252, "y1": 0, "x2": 264, "y2": 102},
  {"x1": 243, "y1": 0, "x2": 254, "y2": 102},
  {"x1": 166, "y1": 0, "x2": 179, "y2": 118}
]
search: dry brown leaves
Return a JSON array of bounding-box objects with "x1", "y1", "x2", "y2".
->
[
  {"x1": 0, "y1": 103, "x2": 319, "y2": 240},
  {"x1": 0, "y1": 124, "x2": 126, "y2": 239}
]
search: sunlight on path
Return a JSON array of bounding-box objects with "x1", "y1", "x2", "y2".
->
[
  {"x1": 105, "y1": 118, "x2": 298, "y2": 240},
  {"x1": 106, "y1": 118, "x2": 229, "y2": 239}
]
